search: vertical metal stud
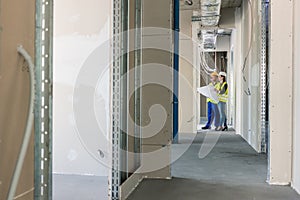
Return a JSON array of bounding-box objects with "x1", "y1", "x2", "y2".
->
[
  {"x1": 120, "y1": 0, "x2": 129, "y2": 184},
  {"x1": 134, "y1": 0, "x2": 142, "y2": 169},
  {"x1": 34, "y1": 0, "x2": 53, "y2": 199},
  {"x1": 260, "y1": 0, "x2": 268, "y2": 153},
  {"x1": 110, "y1": 0, "x2": 122, "y2": 199}
]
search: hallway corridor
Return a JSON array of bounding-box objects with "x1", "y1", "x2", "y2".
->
[{"x1": 127, "y1": 132, "x2": 300, "y2": 200}]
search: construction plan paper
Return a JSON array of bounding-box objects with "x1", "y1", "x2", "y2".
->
[{"x1": 197, "y1": 85, "x2": 219, "y2": 103}]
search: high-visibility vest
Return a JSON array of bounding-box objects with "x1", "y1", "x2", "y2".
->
[
  {"x1": 207, "y1": 82, "x2": 218, "y2": 104},
  {"x1": 217, "y1": 82, "x2": 228, "y2": 103}
]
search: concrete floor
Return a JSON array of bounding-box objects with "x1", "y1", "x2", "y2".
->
[
  {"x1": 127, "y1": 131, "x2": 300, "y2": 200},
  {"x1": 173, "y1": 131, "x2": 267, "y2": 184},
  {"x1": 53, "y1": 174, "x2": 107, "y2": 200}
]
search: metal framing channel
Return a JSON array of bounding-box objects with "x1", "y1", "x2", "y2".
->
[
  {"x1": 134, "y1": 0, "x2": 142, "y2": 169},
  {"x1": 34, "y1": 0, "x2": 53, "y2": 199},
  {"x1": 120, "y1": 0, "x2": 129, "y2": 184},
  {"x1": 260, "y1": 0, "x2": 268, "y2": 153},
  {"x1": 111, "y1": 0, "x2": 122, "y2": 199}
]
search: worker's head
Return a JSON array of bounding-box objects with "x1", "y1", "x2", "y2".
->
[
  {"x1": 210, "y1": 71, "x2": 218, "y2": 82},
  {"x1": 218, "y1": 71, "x2": 226, "y2": 82}
]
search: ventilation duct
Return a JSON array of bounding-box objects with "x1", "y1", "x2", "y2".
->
[
  {"x1": 200, "y1": 29, "x2": 218, "y2": 49},
  {"x1": 199, "y1": 0, "x2": 222, "y2": 49}
]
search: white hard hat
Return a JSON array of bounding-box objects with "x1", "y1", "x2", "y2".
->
[{"x1": 219, "y1": 71, "x2": 227, "y2": 77}]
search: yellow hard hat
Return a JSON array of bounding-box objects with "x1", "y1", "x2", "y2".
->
[{"x1": 211, "y1": 71, "x2": 218, "y2": 77}]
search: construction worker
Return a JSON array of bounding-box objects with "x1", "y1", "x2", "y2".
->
[
  {"x1": 202, "y1": 71, "x2": 220, "y2": 130},
  {"x1": 215, "y1": 71, "x2": 229, "y2": 131}
]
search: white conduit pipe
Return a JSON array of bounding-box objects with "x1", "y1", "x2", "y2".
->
[{"x1": 7, "y1": 45, "x2": 35, "y2": 200}]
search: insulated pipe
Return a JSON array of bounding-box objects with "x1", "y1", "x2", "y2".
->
[
  {"x1": 7, "y1": 46, "x2": 35, "y2": 200},
  {"x1": 173, "y1": 0, "x2": 180, "y2": 143}
]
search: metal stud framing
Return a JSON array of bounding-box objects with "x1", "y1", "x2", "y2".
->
[
  {"x1": 34, "y1": 0, "x2": 53, "y2": 199},
  {"x1": 134, "y1": 0, "x2": 142, "y2": 168},
  {"x1": 110, "y1": 0, "x2": 122, "y2": 199},
  {"x1": 260, "y1": 0, "x2": 268, "y2": 153}
]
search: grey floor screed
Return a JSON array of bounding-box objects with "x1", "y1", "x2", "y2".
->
[
  {"x1": 127, "y1": 131, "x2": 300, "y2": 200},
  {"x1": 53, "y1": 174, "x2": 107, "y2": 200}
]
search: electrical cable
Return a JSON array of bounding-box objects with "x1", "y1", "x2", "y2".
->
[
  {"x1": 242, "y1": 0, "x2": 254, "y2": 81},
  {"x1": 241, "y1": 0, "x2": 255, "y2": 96},
  {"x1": 13, "y1": 187, "x2": 34, "y2": 199},
  {"x1": 7, "y1": 46, "x2": 35, "y2": 200}
]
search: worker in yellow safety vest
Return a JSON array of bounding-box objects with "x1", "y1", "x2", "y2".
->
[
  {"x1": 215, "y1": 71, "x2": 229, "y2": 131},
  {"x1": 201, "y1": 71, "x2": 220, "y2": 130}
]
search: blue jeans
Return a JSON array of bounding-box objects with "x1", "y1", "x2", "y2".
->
[
  {"x1": 205, "y1": 102, "x2": 220, "y2": 128},
  {"x1": 218, "y1": 102, "x2": 227, "y2": 127}
]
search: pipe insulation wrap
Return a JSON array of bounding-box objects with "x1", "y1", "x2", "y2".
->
[{"x1": 7, "y1": 46, "x2": 35, "y2": 200}]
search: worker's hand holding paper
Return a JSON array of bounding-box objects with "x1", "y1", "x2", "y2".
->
[{"x1": 197, "y1": 85, "x2": 219, "y2": 103}]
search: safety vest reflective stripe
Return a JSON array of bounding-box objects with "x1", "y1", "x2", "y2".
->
[{"x1": 218, "y1": 82, "x2": 228, "y2": 103}]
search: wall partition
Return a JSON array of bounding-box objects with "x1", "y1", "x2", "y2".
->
[
  {"x1": 110, "y1": 0, "x2": 143, "y2": 199},
  {"x1": 110, "y1": 0, "x2": 174, "y2": 199}
]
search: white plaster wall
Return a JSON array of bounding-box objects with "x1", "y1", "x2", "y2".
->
[
  {"x1": 293, "y1": 0, "x2": 300, "y2": 194},
  {"x1": 53, "y1": 0, "x2": 111, "y2": 176}
]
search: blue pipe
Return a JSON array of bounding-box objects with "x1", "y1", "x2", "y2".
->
[{"x1": 173, "y1": 0, "x2": 180, "y2": 143}]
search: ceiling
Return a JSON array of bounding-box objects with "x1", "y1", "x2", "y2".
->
[
  {"x1": 221, "y1": 0, "x2": 242, "y2": 8},
  {"x1": 181, "y1": 0, "x2": 242, "y2": 50}
]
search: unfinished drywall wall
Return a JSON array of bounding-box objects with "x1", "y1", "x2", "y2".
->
[
  {"x1": 179, "y1": 10, "x2": 196, "y2": 134},
  {"x1": 269, "y1": 0, "x2": 293, "y2": 185},
  {"x1": 140, "y1": 0, "x2": 173, "y2": 178},
  {"x1": 232, "y1": 8, "x2": 243, "y2": 136},
  {"x1": 233, "y1": 0, "x2": 262, "y2": 152},
  {"x1": 53, "y1": 0, "x2": 111, "y2": 176},
  {"x1": 293, "y1": 0, "x2": 300, "y2": 194},
  {"x1": 0, "y1": 0, "x2": 35, "y2": 199}
]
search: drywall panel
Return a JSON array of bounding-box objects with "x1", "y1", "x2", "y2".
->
[
  {"x1": 233, "y1": 7, "x2": 243, "y2": 136},
  {"x1": 293, "y1": 0, "x2": 300, "y2": 194},
  {"x1": 140, "y1": 55, "x2": 173, "y2": 145},
  {"x1": 141, "y1": 35, "x2": 173, "y2": 145},
  {"x1": 192, "y1": 17, "x2": 201, "y2": 133},
  {"x1": 233, "y1": 0, "x2": 262, "y2": 152},
  {"x1": 53, "y1": 0, "x2": 111, "y2": 176},
  {"x1": 269, "y1": 0, "x2": 293, "y2": 184},
  {"x1": 141, "y1": 0, "x2": 173, "y2": 179},
  {"x1": 179, "y1": 10, "x2": 196, "y2": 134},
  {"x1": 0, "y1": 0, "x2": 35, "y2": 199},
  {"x1": 143, "y1": 0, "x2": 172, "y2": 29},
  {"x1": 120, "y1": 173, "x2": 143, "y2": 200},
  {"x1": 140, "y1": 144, "x2": 171, "y2": 178}
]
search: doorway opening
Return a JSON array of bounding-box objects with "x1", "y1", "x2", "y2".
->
[{"x1": 172, "y1": 0, "x2": 270, "y2": 194}]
